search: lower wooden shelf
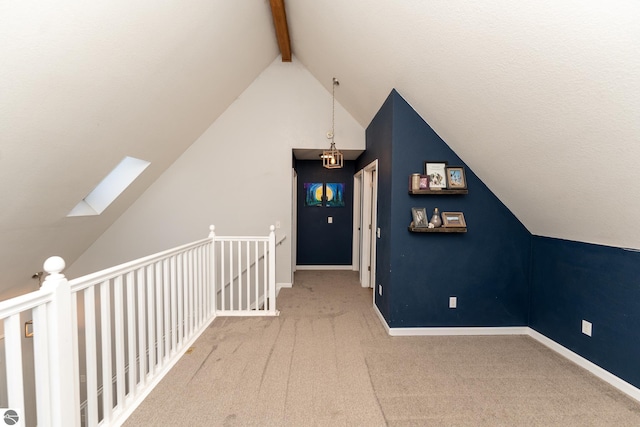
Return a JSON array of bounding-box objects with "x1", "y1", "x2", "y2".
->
[{"x1": 408, "y1": 226, "x2": 467, "y2": 233}]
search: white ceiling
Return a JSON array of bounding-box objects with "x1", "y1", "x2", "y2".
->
[{"x1": 1, "y1": 0, "x2": 639, "y2": 295}]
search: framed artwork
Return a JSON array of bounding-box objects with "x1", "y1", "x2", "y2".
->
[
  {"x1": 446, "y1": 166, "x2": 467, "y2": 189},
  {"x1": 441, "y1": 212, "x2": 466, "y2": 228},
  {"x1": 325, "y1": 182, "x2": 345, "y2": 207},
  {"x1": 419, "y1": 175, "x2": 429, "y2": 190},
  {"x1": 424, "y1": 161, "x2": 448, "y2": 189},
  {"x1": 304, "y1": 182, "x2": 323, "y2": 207},
  {"x1": 411, "y1": 207, "x2": 428, "y2": 228}
]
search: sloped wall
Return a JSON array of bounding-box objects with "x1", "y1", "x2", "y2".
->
[
  {"x1": 67, "y1": 58, "x2": 365, "y2": 284},
  {"x1": 360, "y1": 90, "x2": 531, "y2": 328}
]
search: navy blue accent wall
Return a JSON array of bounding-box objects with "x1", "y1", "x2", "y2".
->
[
  {"x1": 359, "y1": 90, "x2": 531, "y2": 328},
  {"x1": 356, "y1": 92, "x2": 394, "y2": 320},
  {"x1": 530, "y1": 236, "x2": 640, "y2": 388},
  {"x1": 295, "y1": 160, "x2": 355, "y2": 265}
]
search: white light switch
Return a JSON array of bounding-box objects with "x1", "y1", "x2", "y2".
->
[
  {"x1": 328, "y1": 216, "x2": 333, "y2": 224},
  {"x1": 582, "y1": 320, "x2": 592, "y2": 336},
  {"x1": 449, "y1": 297, "x2": 457, "y2": 308}
]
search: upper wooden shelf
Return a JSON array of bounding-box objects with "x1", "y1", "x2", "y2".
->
[
  {"x1": 409, "y1": 189, "x2": 468, "y2": 195},
  {"x1": 408, "y1": 226, "x2": 467, "y2": 233}
]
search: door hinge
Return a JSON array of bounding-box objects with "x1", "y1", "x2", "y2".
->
[
  {"x1": 368, "y1": 266, "x2": 371, "y2": 271},
  {"x1": 368, "y1": 224, "x2": 372, "y2": 230}
]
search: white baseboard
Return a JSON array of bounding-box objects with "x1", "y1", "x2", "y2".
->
[
  {"x1": 295, "y1": 265, "x2": 353, "y2": 271},
  {"x1": 527, "y1": 329, "x2": 640, "y2": 403},
  {"x1": 372, "y1": 303, "x2": 640, "y2": 403},
  {"x1": 276, "y1": 282, "x2": 292, "y2": 296}
]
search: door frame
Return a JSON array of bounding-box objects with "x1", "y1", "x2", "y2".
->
[{"x1": 357, "y1": 159, "x2": 378, "y2": 289}]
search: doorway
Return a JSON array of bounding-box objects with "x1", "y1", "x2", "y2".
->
[{"x1": 357, "y1": 160, "x2": 378, "y2": 289}]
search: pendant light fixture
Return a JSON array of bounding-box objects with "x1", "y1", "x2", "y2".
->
[{"x1": 321, "y1": 77, "x2": 344, "y2": 169}]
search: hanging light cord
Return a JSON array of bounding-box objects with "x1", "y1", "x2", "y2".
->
[{"x1": 331, "y1": 77, "x2": 338, "y2": 148}]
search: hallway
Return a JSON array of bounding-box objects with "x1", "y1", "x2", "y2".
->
[{"x1": 124, "y1": 271, "x2": 640, "y2": 426}]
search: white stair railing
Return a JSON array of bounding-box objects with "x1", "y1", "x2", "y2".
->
[{"x1": 0, "y1": 225, "x2": 278, "y2": 427}]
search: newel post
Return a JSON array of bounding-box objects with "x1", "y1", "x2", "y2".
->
[
  {"x1": 268, "y1": 225, "x2": 276, "y2": 313},
  {"x1": 40, "y1": 257, "x2": 80, "y2": 427},
  {"x1": 209, "y1": 225, "x2": 217, "y2": 316}
]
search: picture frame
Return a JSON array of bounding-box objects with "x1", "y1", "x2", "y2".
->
[
  {"x1": 419, "y1": 175, "x2": 429, "y2": 190},
  {"x1": 411, "y1": 207, "x2": 428, "y2": 228},
  {"x1": 424, "y1": 161, "x2": 448, "y2": 189},
  {"x1": 445, "y1": 166, "x2": 467, "y2": 190},
  {"x1": 303, "y1": 182, "x2": 323, "y2": 207},
  {"x1": 325, "y1": 182, "x2": 345, "y2": 207},
  {"x1": 441, "y1": 212, "x2": 466, "y2": 228}
]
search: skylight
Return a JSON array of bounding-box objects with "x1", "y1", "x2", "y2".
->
[{"x1": 67, "y1": 156, "x2": 150, "y2": 217}]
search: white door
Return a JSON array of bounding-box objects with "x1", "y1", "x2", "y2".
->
[{"x1": 358, "y1": 160, "x2": 378, "y2": 289}]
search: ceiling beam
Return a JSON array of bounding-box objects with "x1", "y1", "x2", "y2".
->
[{"x1": 269, "y1": 0, "x2": 292, "y2": 62}]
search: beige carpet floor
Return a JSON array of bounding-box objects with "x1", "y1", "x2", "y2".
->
[{"x1": 124, "y1": 270, "x2": 640, "y2": 426}]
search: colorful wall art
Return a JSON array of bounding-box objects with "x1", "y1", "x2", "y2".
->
[
  {"x1": 304, "y1": 182, "x2": 323, "y2": 206},
  {"x1": 325, "y1": 183, "x2": 345, "y2": 207}
]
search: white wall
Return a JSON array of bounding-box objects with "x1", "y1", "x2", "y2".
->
[{"x1": 67, "y1": 57, "x2": 365, "y2": 285}]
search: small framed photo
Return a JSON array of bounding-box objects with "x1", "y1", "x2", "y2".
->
[
  {"x1": 446, "y1": 166, "x2": 467, "y2": 189},
  {"x1": 419, "y1": 174, "x2": 429, "y2": 190},
  {"x1": 411, "y1": 207, "x2": 428, "y2": 228},
  {"x1": 441, "y1": 212, "x2": 466, "y2": 228},
  {"x1": 424, "y1": 161, "x2": 448, "y2": 189}
]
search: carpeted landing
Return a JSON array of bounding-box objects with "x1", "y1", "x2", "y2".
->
[{"x1": 124, "y1": 270, "x2": 640, "y2": 426}]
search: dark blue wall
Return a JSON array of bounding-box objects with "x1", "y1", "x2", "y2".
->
[
  {"x1": 295, "y1": 160, "x2": 355, "y2": 265},
  {"x1": 356, "y1": 92, "x2": 394, "y2": 320},
  {"x1": 355, "y1": 88, "x2": 640, "y2": 390},
  {"x1": 358, "y1": 90, "x2": 531, "y2": 328},
  {"x1": 530, "y1": 236, "x2": 640, "y2": 388}
]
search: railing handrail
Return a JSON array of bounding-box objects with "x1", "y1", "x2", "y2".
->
[
  {"x1": 0, "y1": 287, "x2": 52, "y2": 319},
  {"x1": 0, "y1": 225, "x2": 280, "y2": 427},
  {"x1": 68, "y1": 237, "x2": 211, "y2": 291}
]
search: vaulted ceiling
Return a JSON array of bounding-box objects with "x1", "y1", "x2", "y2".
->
[{"x1": 1, "y1": 1, "x2": 639, "y2": 296}]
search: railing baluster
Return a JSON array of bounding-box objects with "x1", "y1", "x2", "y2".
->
[
  {"x1": 83, "y1": 287, "x2": 99, "y2": 426},
  {"x1": 163, "y1": 259, "x2": 170, "y2": 359},
  {"x1": 177, "y1": 253, "x2": 184, "y2": 346},
  {"x1": 237, "y1": 239, "x2": 242, "y2": 310},
  {"x1": 154, "y1": 262, "x2": 163, "y2": 364},
  {"x1": 221, "y1": 241, "x2": 225, "y2": 311},
  {"x1": 126, "y1": 271, "x2": 137, "y2": 397},
  {"x1": 170, "y1": 256, "x2": 177, "y2": 354},
  {"x1": 230, "y1": 241, "x2": 235, "y2": 310},
  {"x1": 33, "y1": 305, "x2": 51, "y2": 424},
  {"x1": 114, "y1": 276, "x2": 126, "y2": 410},
  {"x1": 254, "y1": 240, "x2": 259, "y2": 311},
  {"x1": 5, "y1": 314, "x2": 25, "y2": 418},
  {"x1": 188, "y1": 250, "x2": 194, "y2": 334},
  {"x1": 146, "y1": 264, "x2": 156, "y2": 376},
  {"x1": 100, "y1": 280, "x2": 113, "y2": 424},
  {"x1": 263, "y1": 240, "x2": 268, "y2": 312},
  {"x1": 136, "y1": 268, "x2": 147, "y2": 388}
]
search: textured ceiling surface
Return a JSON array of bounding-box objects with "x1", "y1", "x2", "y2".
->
[{"x1": 1, "y1": 1, "x2": 639, "y2": 295}]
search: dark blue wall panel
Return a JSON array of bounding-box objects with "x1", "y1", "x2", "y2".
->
[
  {"x1": 295, "y1": 160, "x2": 355, "y2": 265},
  {"x1": 358, "y1": 90, "x2": 530, "y2": 328},
  {"x1": 530, "y1": 236, "x2": 640, "y2": 388},
  {"x1": 356, "y1": 91, "x2": 395, "y2": 320}
]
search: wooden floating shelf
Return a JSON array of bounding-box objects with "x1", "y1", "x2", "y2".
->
[
  {"x1": 409, "y1": 189, "x2": 468, "y2": 195},
  {"x1": 408, "y1": 226, "x2": 467, "y2": 233}
]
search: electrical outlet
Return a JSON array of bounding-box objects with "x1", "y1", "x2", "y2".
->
[
  {"x1": 378, "y1": 284, "x2": 383, "y2": 296},
  {"x1": 449, "y1": 296, "x2": 457, "y2": 309},
  {"x1": 328, "y1": 216, "x2": 333, "y2": 224},
  {"x1": 582, "y1": 320, "x2": 592, "y2": 336}
]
